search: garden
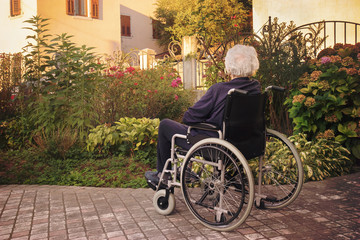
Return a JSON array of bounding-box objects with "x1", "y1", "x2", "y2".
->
[{"x1": 0, "y1": 13, "x2": 359, "y2": 188}]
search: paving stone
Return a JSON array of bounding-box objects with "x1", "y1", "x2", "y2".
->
[{"x1": 0, "y1": 172, "x2": 359, "y2": 239}]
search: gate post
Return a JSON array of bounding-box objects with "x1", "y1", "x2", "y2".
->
[
  {"x1": 182, "y1": 36, "x2": 197, "y2": 89},
  {"x1": 139, "y1": 48, "x2": 156, "y2": 70}
]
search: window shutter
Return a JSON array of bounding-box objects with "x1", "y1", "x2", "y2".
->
[
  {"x1": 91, "y1": 0, "x2": 99, "y2": 19},
  {"x1": 121, "y1": 15, "x2": 131, "y2": 37},
  {"x1": 66, "y1": 0, "x2": 74, "y2": 15},
  {"x1": 152, "y1": 19, "x2": 160, "y2": 39},
  {"x1": 11, "y1": 0, "x2": 21, "y2": 16}
]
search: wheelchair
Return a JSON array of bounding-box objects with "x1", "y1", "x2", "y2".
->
[{"x1": 146, "y1": 86, "x2": 304, "y2": 231}]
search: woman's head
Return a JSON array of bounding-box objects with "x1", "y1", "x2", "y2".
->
[{"x1": 224, "y1": 44, "x2": 259, "y2": 78}]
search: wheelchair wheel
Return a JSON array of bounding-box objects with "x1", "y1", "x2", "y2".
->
[
  {"x1": 251, "y1": 129, "x2": 304, "y2": 209},
  {"x1": 180, "y1": 138, "x2": 254, "y2": 231},
  {"x1": 153, "y1": 189, "x2": 176, "y2": 215}
]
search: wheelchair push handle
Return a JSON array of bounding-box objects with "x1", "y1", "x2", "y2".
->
[{"x1": 265, "y1": 85, "x2": 286, "y2": 93}]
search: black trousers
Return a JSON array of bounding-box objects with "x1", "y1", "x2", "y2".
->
[{"x1": 156, "y1": 119, "x2": 190, "y2": 172}]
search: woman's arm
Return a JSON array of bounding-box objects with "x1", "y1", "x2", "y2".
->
[{"x1": 182, "y1": 86, "x2": 217, "y2": 125}]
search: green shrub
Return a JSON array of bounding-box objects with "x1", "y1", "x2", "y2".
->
[
  {"x1": 0, "y1": 53, "x2": 22, "y2": 121},
  {"x1": 1, "y1": 117, "x2": 33, "y2": 150},
  {"x1": 30, "y1": 33, "x2": 103, "y2": 142},
  {"x1": 0, "y1": 149, "x2": 149, "y2": 188},
  {"x1": 248, "y1": 133, "x2": 352, "y2": 182},
  {"x1": 97, "y1": 64, "x2": 194, "y2": 123},
  {"x1": 286, "y1": 43, "x2": 360, "y2": 159},
  {"x1": 87, "y1": 117, "x2": 159, "y2": 167},
  {"x1": 31, "y1": 127, "x2": 78, "y2": 160},
  {"x1": 290, "y1": 134, "x2": 352, "y2": 181}
]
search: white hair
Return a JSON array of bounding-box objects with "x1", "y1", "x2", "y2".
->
[{"x1": 224, "y1": 44, "x2": 259, "y2": 77}]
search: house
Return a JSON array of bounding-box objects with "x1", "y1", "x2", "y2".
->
[{"x1": 0, "y1": 0, "x2": 165, "y2": 56}]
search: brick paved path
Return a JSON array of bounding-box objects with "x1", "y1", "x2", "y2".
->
[{"x1": 0, "y1": 172, "x2": 359, "y2": 240}]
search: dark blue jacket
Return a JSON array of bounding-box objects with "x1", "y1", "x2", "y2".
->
[{"x1": 183, "y1": 77, "x2": 261, "y2": 131}]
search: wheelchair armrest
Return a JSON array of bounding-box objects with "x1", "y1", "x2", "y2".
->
[
  {"x1": 186, "y1": 123, "x2": 222, "y2": 145},
  {"x1": 188, "y1": 123, "x2": 220, "y2": 131}
]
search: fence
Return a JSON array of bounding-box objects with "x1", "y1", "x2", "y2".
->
[
  {"x1": 0, "y1": 53, "x2": 23, "y2": 119},
  {"x1": 252, "y1": 17, "x2": 360, "y2": 58},
  {"x1": 162, "y1": 17, "x2": 360, "y2": 90}
]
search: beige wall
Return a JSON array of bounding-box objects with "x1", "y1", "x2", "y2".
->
[
  {"x1": 37, "y1": 0, "x2": 122, "y2": 56},
  {"x1": 0, "y1": 0, "x2": 38, "y2": 53},
  {"x1": 253, "y1": 0, "x2": 360, "y2": 46},
  {"x1": 120, "y1": 0, "x2": 164, "y2": 54},
  {"x1": 37, "y1": 0, "x2": 164, "y2": 56},
  {"x1": 1, "y1": 0, "x2": 164, "y2": 60}
]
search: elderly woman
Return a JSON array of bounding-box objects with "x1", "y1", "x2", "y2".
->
[{"x1": 146, "y1": 44, "x2": 260, "y2": 184}]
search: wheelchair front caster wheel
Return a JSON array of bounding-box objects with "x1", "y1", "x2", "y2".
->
[{"x1": 153, "y1": 189, "x2": 175, "y2": 215}]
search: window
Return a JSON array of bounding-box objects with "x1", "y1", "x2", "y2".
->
[
  {"x1": 10, "y1": 0, "x2": 21, "y2": 16},
  {"x1": 75, "y1": 0, "x2": 87, "y2": 16},
  {"x1": 152, "y1": 19, "x2": 160, "y2": 39},
  {"x1": 91, "y1": 0, "x2": 99, "y2": 19},
  {"x1": 66, "y1": 0, "x2": 74, "y2": 15},
  {"x1": 66, "y1": 0, "x2": 99, "y2": 19},
  {"x1": 121, "y1": 15, "x2": 131, "y2": 37}
]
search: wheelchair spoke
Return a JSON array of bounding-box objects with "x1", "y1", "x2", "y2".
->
[{"x1": 182, "y1": 142, "x2": 252, "y2": 229}]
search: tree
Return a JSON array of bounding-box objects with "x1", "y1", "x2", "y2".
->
[{"x1": 153, "y1": 0, "x2": 251, "y2": 48}]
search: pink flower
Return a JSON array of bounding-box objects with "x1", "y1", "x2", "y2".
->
[
  {"x1": 160, "y1": 76, "x2": 164, "y2": 80},
  {"x1": 231, "y1": 15, "x2": 236, "y2": 19},
  {"x1": 320, "y1": 56, "x2": 331, "y2": 65},
  {"x1": 147, "y1": 90, "x2": 151, "y2": 93},
  {"x1": 174, "y1": 94, "x2": 179, "y2": 101},
  {"x1": 154, "y1": 90, "x2": 158, "y2": 93},
  {"x1": 234, "y1": 24, "x2": 238, "y2": 27},
  {"x1": 171, "y1": 77, "x2": 182, "y2": 88},
  {"x1": 134, "y1": 83, "x2": 138, "y2": 86}
]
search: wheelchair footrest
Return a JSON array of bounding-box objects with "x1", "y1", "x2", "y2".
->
[{"x1": 146, "y1": 178, "x2": 168, "y2": 191}]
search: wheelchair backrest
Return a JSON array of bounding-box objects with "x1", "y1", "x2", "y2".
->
[{"x1": 223, "y1": 89, "x2": 266, "y2": 159}]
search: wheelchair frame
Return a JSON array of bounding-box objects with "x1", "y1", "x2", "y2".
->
[{"x1": 148, "y1": 86, "x2": 304, "y2": 231}]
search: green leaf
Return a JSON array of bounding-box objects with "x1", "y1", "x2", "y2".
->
[
  {"x1": 335, "y1": 134, "x2": 347, "y2": 143},
  {"x1": 300, "y1": 87, "x2": 311, "y2": 94}
]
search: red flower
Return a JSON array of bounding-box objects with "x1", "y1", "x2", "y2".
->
[
  {"x1": 115, "y1": 71, "x2": 124, "y2": 79},
  {"x1": 160, "y1": 76, "x2": 164, "y2": 80},
  {"x1": 147, "y1": 90, "x2": 151, "y2": 93},
  {"x1": 126, "y1": 66, "x2": 135, "y2": 73},
  {"x1": 174, "y1": 94, "x2": 179, "y2": 101},
  {"x1": 234, "y1": 24, "x2": 238, "y2": 27},
  {"x1": 134, "y1": 83, "x2": 138, "y2": 86}
]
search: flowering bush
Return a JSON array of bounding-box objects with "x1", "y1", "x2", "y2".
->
[
  {"x1": 286, "y1": 43, "x2": 360, "y2": 159},
  {"x1": 97, "y1": 64, "x2": 193, "y2": 123}
]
